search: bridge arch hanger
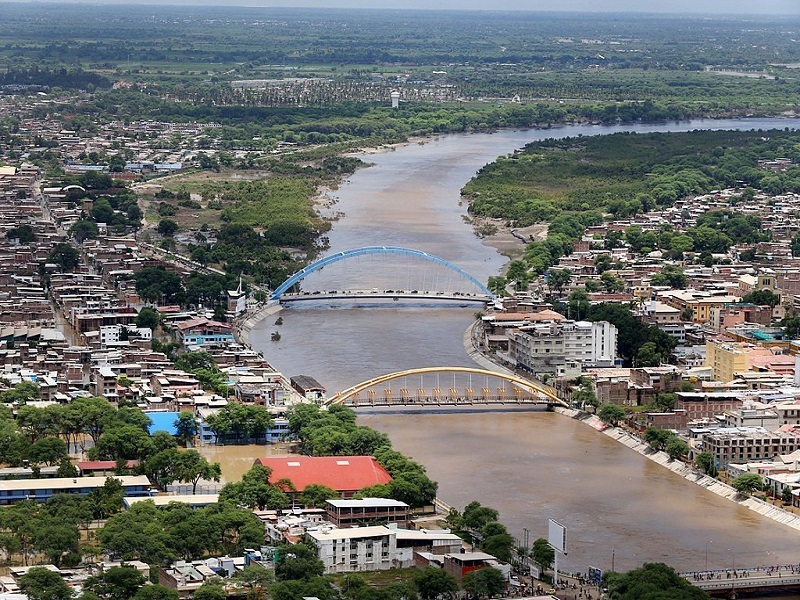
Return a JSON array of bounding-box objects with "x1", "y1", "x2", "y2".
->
[
  {"x1": 269, "y1": 246, "x2": 496, "y2": 301},
  {"x1": 326, "y1": 366, "x2": 568, "y2": 408}
]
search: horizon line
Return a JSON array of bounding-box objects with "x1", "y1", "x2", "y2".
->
[{"x1": 1, "y1": 0, "x2": 799, "y2": 17}]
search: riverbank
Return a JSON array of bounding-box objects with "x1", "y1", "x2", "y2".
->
[
  {"x1": 465, "y1": 323, "x2": 800, "y2": 535},
  {"x1": 234, "y1": 300, "x2": 282, "y2": 348}
]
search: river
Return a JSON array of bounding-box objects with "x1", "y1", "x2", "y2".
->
[{"x1": 248, "y1": 117, "x2": 800, "y2": 578}]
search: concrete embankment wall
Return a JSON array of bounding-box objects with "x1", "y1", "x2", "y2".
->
[
  {"x1": 553, "y1": 407, "x2": 800, "y2": 533},
  {"x1": 462, "y1": 321, "x2": 800, "y2": 532},
  {"x1": 234, "y1": 301, "x2": 283, "y2": 346}
]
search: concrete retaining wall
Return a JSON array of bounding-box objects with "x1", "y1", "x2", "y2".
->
[
  {"x1": 234, "y1": 301, "x2": 283, "y2": 346},
  {"x1": 554, "y1": 407, "x2": 800, "y2": 532}
]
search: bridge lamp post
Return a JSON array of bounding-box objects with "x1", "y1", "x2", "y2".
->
[{"x1": 705, "y1": 540, "x2": 712, "y2": 572}]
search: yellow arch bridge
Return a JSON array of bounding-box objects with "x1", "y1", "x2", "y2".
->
[{"x1": 325, "y1": 367, "x2": 569, "y2": 409}]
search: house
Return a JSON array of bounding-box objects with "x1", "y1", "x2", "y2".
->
[
  {"x1": 175, "y1": 318, "x2": 234, "y2": 349},
  {"x1": 290, "y1": 375, "x2": 326, "y2": 401},
  {"x1": 254, "y1": 456, "x2": 392, "y2": 498},
  {"x1": 443, "y1": 551, "x2": 507, "y2": 582}
]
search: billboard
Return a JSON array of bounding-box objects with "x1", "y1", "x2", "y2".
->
[
  {"x1": 548, "y1": 519, "x2": 567, "y2": 554},
  {"x1": 589, "y1": 566, "x2": 603, "y2": 585}
]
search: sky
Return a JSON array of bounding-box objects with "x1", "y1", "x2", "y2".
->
[{"x1": 4, "y1": 0, "x2": 800, "y2": 15}]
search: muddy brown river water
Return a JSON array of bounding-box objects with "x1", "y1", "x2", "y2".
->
[{"x1": 245, "y1": 119, "x2": 800, "y2": 583}]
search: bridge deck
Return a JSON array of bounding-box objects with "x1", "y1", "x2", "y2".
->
[
  {"x1": 280, "y1": 291, "x2": 492, "y2": 303},
  {"x1": 344, "y1": 396, "x2": 556, "y2": 407},
  {"x1": 682, "y1": 567, "x2": 800, "y2": 596}
]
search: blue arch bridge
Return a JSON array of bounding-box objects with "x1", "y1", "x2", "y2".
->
[{"x1": 269, "y1": 246, "x2": 497, "y2": 304}]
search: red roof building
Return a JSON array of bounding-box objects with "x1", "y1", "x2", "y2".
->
[{"x1": 255, "y1": 456, "x2": 392, "y2": 498}]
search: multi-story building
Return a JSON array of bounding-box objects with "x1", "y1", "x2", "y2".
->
[
  {"x1": 699, "y1": 426, "x2": 800, "y2": 468},
  {"x1": 306, "y1": 525, "x2": 397, "y2": 573},
  {"x1": 658, "y1": 290, "x2": 740, "y2": 324},
  {"x1": 676, "y1": 391, "x2": 745, "y2": 421},
  {"x1": 705, "y1": 341, "x2": 769, "y2": 383},
  {"x1": 508, "y1": 319, "x2": 617, "y2": 377},
  {"x1": 306, "y1": 525, "x2": 463, "y2": 574}
]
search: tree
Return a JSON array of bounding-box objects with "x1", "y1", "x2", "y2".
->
[
  {"x1": 174, "y1": 450, "x2": 222, "y2": 494},
  {"x1": 741, "y1": 289, "x2": 780, "y2": 308},
  {"x1": 193, "y1": 581, "x2": 227, "y2": 600},
  {"x1": 89, "y1": 423, "x2": 155, "y2": 461},
  {"x1": 204, "y1": 403, "x2": 273, "y2": 444},
  {"x1": 29, "y1": 437, "x2": 69, "y2": 466},
  {"x1": 588, "y1": 303, "x2": 676, "y2": 367},
  {"x1": 547, "y1": 269, "x2": 572, "y2": 297},
  {"x1": 604, "y1": 562, "x2": 709, "y2": 599},
  {"x1": 219, "y1": 464, "x2": 289, "y2": 510},
  {"x1": 460, "y1": 501, "x2": 498, "y2": 530},
  {"x1": 85, "y1": 566, "x2": 146, "y2": 600},
  {"x1": 17, "y1": 566, "x2": 72, "y2": 600},
  {"x1": 567, "y1": 289, "x2": 590, "y2": 320},
  {"x1": 695, "y1": 451, "x2": 718, "y2": 477},
  {"x1": 64, "y1": 396, "x2": 115, "y2": 449},
  {"x1": 142, "y1": 448, "x2": 181, "y2": 491},
  {"x1": 157, "y1": 219, "x2": 179, "y2": 237},
  {"x1": 6, "y1": 224, "x2": 36, "y2": 244},
  {"x1": 298, "y1": 483, "x2": 338, "y2": 508},
  {"x1": 600, "y1": 271, "x2": 625, "y2": 293},
  {"x1": 33, "y1": 517, "x2": 79, "y2": 566},
  {"x1": 47, "y1": 243, "x2": 80, "y2": 272},
  {"x1": 782, "y1": 486, "x2": 793, "y2": 505},
  {"x1": 635, "y1": 342, "x2": 663, "y2": 367},
  {"x1": 594, "y1": 254, "x2": 613, "y2": 274},
  {"x1": 650, "y1": 265, "x2": 688, "y2": 289},
  {"x1": 532, "y1": 538, "x2": 554, "y2": 571},
  {"x1": 56, "y1": 457, "x2": 79, "y2": 478},
  {"x1": 135, "y1": 307, "x2": 160, "y2": 330},
  {"x1": 732, "y1": 472, "x2": 763, "y2": 495},
  {"x1": 598, "y1": 403, "x2": 626, "y2": 427},
  {"x1": 0, "y1": 380, "x2": 40, "y2": 404},
  {"x1": 413, "y1": 567, "x2": 458, "y2": 600},
  {"x1": 665, "y1": 438, "x2": 690, "y2": 461},
  {"x1": 87, "y1": 477, "x2": 126, "y2": 519},
  {"x1": 505, "y1": 259, "x2": 529, "y2": 289},
  {"x1": 69, "y1": 219, "x2": 100, "y2": 243},
  {"x1": 481, "y1": 530, "x2": 514, "y2": 562},
  {"x1": 644, "y1": 427, "x2": 676, "y2": 452},
  {"x1": 270, "y1": 577, "x2": 335, "y2": 600},
  {"x1": 230, "y1": 565, "x2": 274, "y2": 600},
  {"x1": 134, "y1": 267, "x2": 184, "y2": 305},
  {"x1": 274, "y1": 542, "x2": 324, "y2": 581},
  {"x1": 782, "y1": 315, "x2": 800, "y2": 339},
  {"x1": 462, "y1": 567, "x2": 506, "y2": 599},
  {"x1": 132, "y1": 585, "x2": 179, "y2": 600},
  {"x1": 173, "y1": 410, "x2": 198, "y2": 446}
]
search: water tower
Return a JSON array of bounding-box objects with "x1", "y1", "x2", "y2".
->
[{"x1": 390, "y1": 90, "x2": 400, "y2": 109}]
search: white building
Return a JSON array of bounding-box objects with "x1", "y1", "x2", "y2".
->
[
  {"x1": 306, "y1": 525, "x2": 397, "y2": 574},
  {"x1": 509, "y1": 319, "x2": 617, "y2": 376},
  {"x1": 305, "y1": 525, "x2": 463, "y2": 574},
  {"x1": 99, "y1": 324, "x2": 152, "y2": 347}
]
